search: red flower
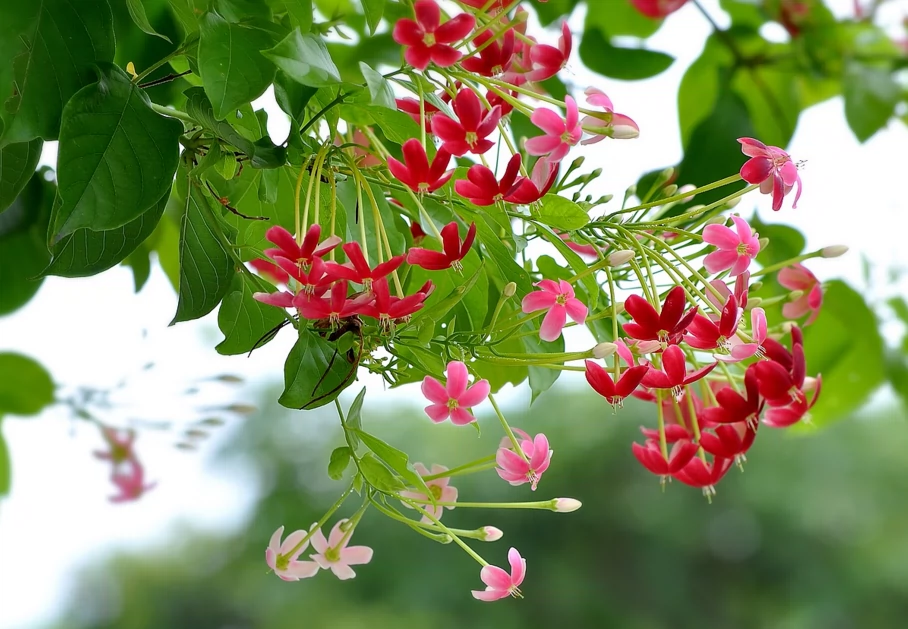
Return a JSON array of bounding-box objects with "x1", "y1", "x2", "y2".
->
[
  {"x1": 632, "y1": 439, "x2": 699, "y2": 481},
  {"x1": 407, "y1": 221, "x2": 477, "y2": 271},
  {"x1": 263, "y1": 224, "x2": 341, "y2": 268},
  {"x1": 455, "y1": 154, "x2": 523, "y2": 206},
  {"x1": 700, "y1": 368, "x2": 763, "y2": 429},
  {"x1": 325, "y1": 242, "x2": 405, "y2": 290},
  {"x1": 753, "y1": 344, "x2": 806, "y2": 407},
  {"x1": 762, "y1": 376, "x2": 821, "y2": 428},
  {"x1": 585, "y1": 361, "x2": 649, "y2": 409},
  {"x1": 431, "y1": 89, "x2": 501, "y2": 156},
  {"x1": 396, "y1": 97, "x2": 440, "y2": 129},
  {"x1": 640, "y1": 344, "x2": 718, "y2": 398},
  {"x1": 273, "y1": 255, "x2": 331, "y2": 296},
  {"x1": 526, "y1": 22, "x2": 572, "y2": 82},
  {"x1": 738, "y1": 137, "x2": 802, "y2": 211},
  {"x1": 356, "y1": 277, "x2": 432, "y2": 329},
  {"x1": 462, "y1": 28, "x2": 515, "y2": 77},
  {"x1": 640, "y1": 424, "x2": 692, "y2": 443},
  {"x1": 503, "y1": 157, "x2": 558, "y2": 205},
  {"x1": 699, "y1": 424, "x2": 757, "y2": 464},
  {"x1": 295, "y1": 280, "x2": 368, "y2": 324},
  {"x1": 387, "y1": 139, "x2": 453, "y2": 193},
  {"x1": 622, "y1": 286, "x2": 698, "y2": 348},
  {"x1": 392, "y1": 0, "x2": 476, "y2": 71},
  {"x1": 630, "y1": 0, "x2": 690, "y2": 19},
  {"x1": 486, "y1": 88, "x2": 517, "y2": 116},
  {"x1": 685, "y1": 295, "x2": 741, "y2": 352},
  {"x1": 249, "y1": 258, "x2": 290, "y2": 285},
  {"x1": 672, "y1": 456, "x2": 733, "y2": 497}
]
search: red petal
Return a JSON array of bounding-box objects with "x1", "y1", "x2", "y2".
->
[{"x1": 435, "y1": 13, "x2": 476, "y2": 43}]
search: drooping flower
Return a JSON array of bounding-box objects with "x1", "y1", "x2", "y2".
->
[
  {"x1": 392, "y1": 0, "x2": 476, "y2": 71},
  {"x1": 387, "y1": 139, "x2": 454, "y2": 193},
  {"x1": 422, "y1": 360, "x2": 491, "y2": 425},
  {"x1": 472, "y1": 547, "x2": 526, "y2": 601},
  {"x1": 622, "y1": 286, "x2": 697, "y2": 348},
  {"x1": 400, "y1": 463, "x2": 459, "y2": 523},
  {"x1": 701, "y1": 368, "x2": 763, "y2": 429},
  {"x1": 584, "y1": 360, "x2": 649, "y2": 409},
  {"x1": 521, "y1": 279, "x2": 588, "y2": 342},
  {"x1": 265, "y1": 525, "x2": 320, "y2": 582},
  {"x1": 672, "y1": 456, "x2": 733, "y2": 497},
  {"x1": 719, "y1": 307, "x2": 767, "y2": 362},
  {"x1": 93, "y1": 426, "x2": 137, "y2": 464},
  {"x1": 640, "y1": 344, "x2": 718, "y2": 399},
  {"x1": 455, "y1": 154, "x2": 523, "y2": 206},
  {"x1": 263, "y1": 224, "x2": 342, "y2": 269},
  {"x1": 462, "y1": 28, "x2": 515, "y2": 77},
  {"x1": 685, "y1": 295, "x2": 741, "y2": 352},
  {"x1": 431, "y1": 89, "x2": 501, "y2": 156},
  {"x1": 309, "y1": 519, "x2": 374, "y2": 580},
  {"x1": 355, "y1": 277, "x2": 431, "y2": 329},
  {"x1": 738, "y1": 137, "x2": 802, "y2": 211},
  {"x1": 632, "y1": 438, "x2": 698, "y2": 482},
  {"x1": 407, "y1": 221, "x2": 477, "y2": 271},
  {"x1": 396, "y1": 96, "x2": 440, "y2": 128},
  {"x1": 503, "y1": 157, "x2": 559, "y2": 205},
  {"x1": 108, "y1": 458, "x2": 157, "y2": 503},
  {"x1": 486, "y1": 88, "x2": 517, "y2": 116},
  {"x1": 630, "y1": 0, "x2": 690, "y2": 18},
  {"x1": 702, "y1": 215, "x2": 760, "y2": 276},
  {"x1": 526, "y1": 22, "x2": 572, "y2": 82},
  {"x1": 295, "y1": 280, "x2": 369, "y2": 324},
  {"x1": 699, "y1": 424, "x2": 757, "y2": 466},
  {"x1": 496, "y1": 432, "x2": 552, "y2": 491},
  {"x1": 778, "y1": 263, "x2": 822, "y2": 325},
  {"x1": 580, "y1": 87, "x2": 639, "y2": 143},
  {"x1": 706, "y1": 270, "x2": 750, "y2": 312},
  {"x1": 325, "y1": 242, "x2": 405, "y2": 291},
  {"x1": 524, "y1": 95, "x2": 581, "y2": 163}
]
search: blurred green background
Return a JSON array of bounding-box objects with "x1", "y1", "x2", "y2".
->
[{"x1": 45, "y1": 383, "x2": 908, "y2": 629}]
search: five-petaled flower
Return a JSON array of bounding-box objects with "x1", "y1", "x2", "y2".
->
[
  {"x1": 407, "y1": 221, "x2": 477, "y2": 271},
  {"x1": 472, "y1": 547, "x2": 526, "y2": 601},
  {"x1": 685, "y1": 295, "x2": 741, "y2": 352},
  {"x1": 392, "y1": 0, "x2": 476, "y2": 71},
  {"x1": 455, "y1": 154, "x2": 524, "y2": 206},
  {"x1": 496, "y1": 431, "x2": 552, "y2": 491},
  {"x1": 640, "y1": 344, "x2": 718, "y2": 399},
  {"x1": 399, "y1": 463, "x2": 459, "y2": 523},
  {"x1": 310, "y1": 519, "x2": 374, "y2": 580},
  {"x1": 585, "y1": 361, "x2": 649, "y2": 409},
  {"x1": 526, "y1": 22, "x2": 572, "y2": 82},
  {"x1": 778, "y1": 263, "x2": 822, "y2": 325},
  {"x1": 623, "y1": 286, "x2": 698, "y2": 349},
  {"x1": 632, "y1": 438, "x2": 698, "y2": 483},
  {"x1": 422, "y1": 360, "x2": 491, "y2": 425},
  {"x1": 462, "y1": 28, "x2": 515, "y2": 77},
  {"x1": 521, "y1": 278, "x2": 588, "y2": 342},
  {"x1": 431, "y1": 89, "x2": 502, "y2": 156},
  {"x1": 356, "y1": 277, "x2": 431, "y2": 330},
  {"x1": 525, "y1": 95, "x2": 582, "y2": 163},
  {"x1": 701, "y1": 368, "x2": 763, "y2": 429},
  {"x1": 387, "y1": 139, "x2": 454, "y2": 193},
  {"x1": 702, "y1": 215, "x2": 760, "y2": 276},
  {"x1": 263, "y1": 224, "x2": 341, "y2": 270},
  {"x1": 325, "y1": 242, "x2": 405, "y2": 291},
  {"x1": 266, "y1": 525, "x2": 320, "y2": 582},
  {"x1": 738, "y1": 137, "x2": 802, "y2": 211}
]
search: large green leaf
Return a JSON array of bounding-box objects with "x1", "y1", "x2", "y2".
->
[
  {"x1": 171, "y1": 184, "x2": 237, "y2": 324},
  {"x1": 843, "y1": 61, "x2": 900, "y2": 143},
  {"x1": 44, "y1": 191, "x2": 167, "y2": 278},
  {"x1": 0, "y1": 352, "x2": 54, "y2": 416},
  {"x1": 126, "y1": 0, "x2": 172, "y2": 42},
  {"x1": 262, "y1": 28, "x2": 342, "y2": 88},
  {"x1": 802, "y1": 281, "x2": 885, "y2": 425},
  {"x1": 678, "y1": 35, "x2": 734, "y2": 149},
  {"x1": 579, "y1": 28, "x2": 674, "y2": 81},
  {"x1": 280, "y1": 328, "x2": 357, "y2": 409},
  {"x1": 0, "y1": 139, "x2": 42, "y2": 213},
  {"x1": 0, "y1": 172, "x2": 52, "y2": 316},
  {"x1": 0, "y1": 0, "x2": 115, "y2": 145},
  {"x1": 523, "y1": 325, "x2": 564, "y2": 402},
  {"x1": 359, "y1": 62, "x2": 394, "y2": 109},
  {"x1": 198, "y1": 11, "x2": 278, "y2": 119},
  {"x1": 53, "y1": 64, "x2": 182, "y2": 238},
  {"x1": 216, "y1": 274, "x2": 286, "y2": 355},
  {"x1": 361, "y1": 0, "x2": 386, "y2": 35},
  {"x1": 281, "y1": 0, "x2": 313, "y2": 31}
]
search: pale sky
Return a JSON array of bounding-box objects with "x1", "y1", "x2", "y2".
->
[{"x1": 1, "y1": 1, "x2": 907, "y2": 626}]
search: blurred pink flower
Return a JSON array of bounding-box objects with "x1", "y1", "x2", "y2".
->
[
  {"x1": 521, "y1": 279, "x2": 588, "y2": 342},
  {"x1": 779, "y1": 263, "x2": 822, "y2": 325},
  {"x1": 265, "y1": 525, "x2": 320, "y2": 581},
  {"x1": 422, "y1": 360, "x2": 491, "y2": 425},
  {"x1": 310, "y1": 519, "x2": 374, "y2": 580},
  {"x1": 400, "y1": 463, "x2": 459, "y2": 522},
  {"x1": 472, "y1": 547, "x2": 526, "y2": 601},
  {"x1": 702, "y1": 215, "x2": 760, "y2": 276},
  {"x1": 108, "y1": 458, "x2": 156, "y2": 503}
]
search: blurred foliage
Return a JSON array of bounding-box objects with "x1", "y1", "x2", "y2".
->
[{"x1": 45, "y1": 384, "x2": 908, "y2": 629}]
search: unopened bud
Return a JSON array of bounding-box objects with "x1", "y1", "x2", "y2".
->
[
  {"x1": 658, "y1": 167, "x2": 675, "y2": 184},
  {"x1": 706, "y1": 214, "x2": 728, "y2": 225},
  {"x1": 749, "y1": 280, "x2": 762, "y2": 292},
  {"x1": 746, "y1": 297, "x2": 762, "y2": 308},
  {"x1": 821, "y1": 245, "x2": 848, "y2": 258},
  {"x1": 589, "y1": 167, "x2": 602, "y2": 179},
  {"x1": 553, "y1": 498, "x2": 582, "y2": 513},
  {"x1": 758, "y1": 237, "x2": 769, "y2": 250},
  {"x1": 592, "y1": 342, "x2": 617, "y2": 359},
  {"x1": 678, "y1": 184, "x2": 696, "y2": 202},
  {"x1": 481, "y1": 526, "x2": 503, "y2": 541},
  {"x1": 503, "y1": 282, "x2": 517, "y2": 298},
  {"x1": 725, "y1": 195, "x2": 741, "y2": 208},
  {"x1": 608, "y1": 250, "x2": 635, "y2": 267},
  {"x1": 788, "y1": 289, "x2": 804, "y2": 301},
  {"x1": 625, "y1": 184, "x2": 637, "y2": 198},
  {"x1": 569, "y1": 156, "x2": 585, "y2": 170},
  {"x1": 662, "y1": 184, "x2": 678, "y2": 198}
]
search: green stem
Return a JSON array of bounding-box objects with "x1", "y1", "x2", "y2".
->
[
  {"x1": 488, "y1": 394, "x2": 529, "y2": 463},
  {"x1": 423, "y1": 454, "x2": 499, "y2": 481},
  {"x1": 135, "y1": 33, "x2": 199, "y2": 83}
]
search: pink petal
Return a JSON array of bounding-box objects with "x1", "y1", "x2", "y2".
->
[
  {"x1": 425, "y1": 403, "x2": 451, "y2": 423},
  {"x1": 457, "y1": 379, "x2": 490, "y2": 408},
  {"x1": 703, "y1": 249, "x2": 740, "y2": 274},
  {"x1": 497, "y1": 468, "x2": 527, "y2": 484},
  {"x1": 441, "y1": 485, "x2": 458, "y2": 504},
  {"x1": 738, "y1": 137, "x2": 769, "y2": 157},
  {"x1": 445, "y1": 360, "x2": 469, "y2": 399},
  {"x1": 429, "y1": 44, "x2": 463, "y2": 68},
  {"x1": 521, "y1": 290, "x2": 557, "y2": 313},
  {"x1": 740, "y1": 157, "x2": 773, "y2": 184},
  {"x1": 524, "y1": 135, "x2": 563, "y2": 156},
  {"x1": 728, "y1": 254, "x2": 752, "y2": 277},
  {"x1": 480, "y1": 565, "x2": 512, "y2": 590},
  {"x1": 421, "y1": 376, "x2": 450, "y2": 404},
  {"x1": 265, "y1": 547, "x2": 277, "y2": 571},
  {"x1": 312, "y1": 554, "x2": 332, "y2": 570},
  {"x1": 702, "y1": 224, "x2": 740, "y2": 250},
  {"x1": 434, "y1": 13, "x2": 476, "y2": 43},
  {"x1": 449, "y1": 407, "x2": 476, "y2": 426},
  {"x1": 564, "y1": 297, "x2": 588, "y2": 323},
  {"x1": 309, "y1": 527, "x2": 328, "y2": 553},
  {"x1": 341, "y1": 546, "x2": 373, "y2": 566},
  {"x1": 472, "y1": 588, "x2": 509, "y2": 601},
  {"x1": 330, "y1": 563, "x2": 357, "y2": 580},
  {"x1": 497, "y1": 447, "x2": 527, "y2": 475},
  {"x1": 414, "y1": 0, "x2": 440, "y2": 31},
  {"x1": 281, "y1": 529, "x2": 309, "y2": 558},
  {"x1": 404, "y1": 45, "x2": 432, "y2": 72},
  {"x1": 539, "y1": 305, "x2": 567, "y2": 342},
  {"x1": 508, "y1": 547, "x2": 526, "y2": 586},
  {"x1": 530, "y1": 108, "x2": 565, "y2": 136},
  {"x1": 327, "y1": 520, "x2": 347, "y2": 548},
  {"x1": 268, "y1": 526, "x2": 285, "y2": 554},
  {"x1": 284, "y1": 560, "x2": 320, "y2": 579},
  {"x1": 529, "y1": 434, "x2": 549, "y2": 470}
]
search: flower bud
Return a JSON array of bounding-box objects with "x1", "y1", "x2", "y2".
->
[
  {"x1": 788, "y1": 289, "x2": 804, "y2": 301},
  {"x1": 608, "y1": 250, "x2": 635, "y2": 267},
  {"x1": 662, "y1": 184, "x2": 678, "y2": 198},
  {"x1": 749, "y1": 280, "x2": 762, "y2": 292},
  {"x1": 569, "y1": 156, "x2": 585, "y2": 170},
  {"x1": 678, "y1": 184, "x2": 696, "y2": 202},
  {"x1": 725, "y1": 195, "x2": 741, "y2": 208},
  {"x1": 625, "y1": 184, "x2": 637, "y2": 198},
  {"x1": 552, "y1": 498, "x2": 582, "y2": 513},
  {"x1": 658, "y1": 167, "x2": 675, "y2": 184},
  {"x1": 758, "y1": 237, "x2": 769, "y2": 250},
  {"x1": 503, "y1": 282, "x2": 517, "y2": 298},
  {"x1": 481, "y1": 526, "x2": 503, "y2": 541},
  {"x1": 746, "y1": 297, "x2": 762, "y2": 308},
  {"x1": 592, "y1": 342, "x2": 617, "y2": 359},
  {"x1": 706, "y1": 214, "x2": 728, "y2": 225},
  {"x1": 821, "y1": 245, "x2": 848, "y2": 258},
  {"x1": 590, "y1": 167, "x2": 602, "y2": 179}
]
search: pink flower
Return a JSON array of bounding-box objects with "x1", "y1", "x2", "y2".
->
[
  {"x1": 93, "y1": 426, "x2": 137, "y2": 464},
  {"x1": 702, "y1": 215, "x2": 760, "y2": 276},
  {"x1": 719, "y1": 307, "x2": 767, "y2": 362},
  {"x1": 526, "y1": 22, "x2": 572, "y2": 82},
  {"x1": 738, "y1": 137, "x2": 802, "y2": 211},
  {"x1": 585, "y1": 361, "x2": 649, "y2": 409},
  {"x1": 685, "y1": 295, "x2": 741, "y2": 352},
  {"x1": 431, "y1": 89, "x2": 501, "y2": 156},
  {"x1": 778, "y1": 263, "x2": 822, "y2": 325},
  {"x1": 392, "y1": 0, "x2": 476, "y2": 71},
  {"x1": 631, "y1": 0, "x2": 690, "y2": 18},
  {"x1": 461, "y1": 28, "x2": 515, "y2": 77},
  {"x1": 396, "y1": 96, "x2": 439, "y2": 128},
  {"x1": 309, "y1": 519, "x2": 374, "y2": 580},
  {"x1": 706, "y1": 270, "x2": 750, "y2": 311},
  {"x1": 521, "y1": 279, "x2": 588, "y2": 342},
  {"x1": 524, "y1": 96, "x2": 581, "y2": 163},
  {"x1": 422, "y1": 360, "x2": 491, "y2": 425},
  {"x1": 265, "y1": 525, "x2": 320, "y2": 581},
  {"x1": 399, "y1": 463, "x2": 459, "y2": 522},
  {"x1": 387, "y1": 139, "x2": 453, "y2": 193},
  {"x1": 496, "y1": 432, "x2": 552, "y2": 491},
  {"x1": 295, "y1": 280, "x2": 370, "y2": 324},
  {"x1": 580, "y1": 87, "x2": 639, "y2": 143},
  {"x1": 472, "y1": 547, "x2": 526, "y2": 601},
  {"x1": 249, "y1": 258, "x2": 290, "y2": 285},
  {"x1": 108, "y1": 458, "x2": 156, "y2": 503}
]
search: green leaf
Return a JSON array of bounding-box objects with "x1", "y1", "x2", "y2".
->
[
  {"x1": 523, "y1": 327, "x2": 564, "y2": 402},
  {"x1": 126, "y1": 0, "x2": 172, "y2": 42},
  {"x1": 198, "y1": 11, "x2": 278, "y2": 119},
  {"x1": 0, "y1": 139, "x2": 42, "y2": 213},
  {"x1": 352, "y1": 429, "x2": 434, "y2": 500},
  {"x1": 719, "y1": 0, "x2": 768, "y2": 28},
  {"x1": 274, "y1": 72, "x2": 318, "y2": 126},
  {"x1": 53, "y1": 64, "x2": 182, "y2": 238},
  {"x1": 216, "y1": 274, "x2": 287, "y2": 355},
  {"x1": 171, "y1": 184, "x2": 237, "y2": 324},
  {"x1": 345, "y1": 386, "x2": 366, "y2": 449},
  {"x1": 0, "y1": 171, "x2": 52, "y2": 315},
  {"x1": 802, "y1": 281, "x2": 885, "y2": 425},
  {"x1": 537, "y1": 194, "x2": 590, "y2": 231},
  {"x1": 0, "y1": 0, "x2": 115, "y2": 144},
  {"x1": 216, "y1": 0, "x2": 272, "y2": 21},
  {"x1": 328, "y1": 446, "x2": 353, "y2": 480},
  {"x1": 123, "y1": 242, "x2": 153, "y2": 292},
  {"x1": 45, "y1": 191, "x2": 167, "y2": 278},
  {"x1": 532, "y1": 0, "x2": 579, "y2": 26},
  {"x1": 361, "y1": 106, "x2": 420, "y2": 144},
  {"x1": 361, "y1": 0, "x2": 386, "y2": 35},
  {"x1": 358, "y1": 452, "x2": 405, "y2": 493},
  {"x1": 579, "y1": 29, "x2": 673, "y2": 81},
  {"x1": 459, "y1": 207, "x2": 533, "y2": 296},
  {"x1": 262, "y1": 28, "x2": 341, "y2": 87},
  {"x1": 280, "y1": 328, "x2": 357, "y2": 409},
  {"x1": 750, "y1": 215, "x2": 804, "y2": 268},
  {"x1": 843, "y1": 61, "x2": 900, "y2": 142},
  {"x1": 0, "y1": 352, "x2": 54, "y2": 416},
  {"x1": 678, "y1": 35, "x2": 734, "y2": 149},
  {"x1": 281, "y1": 0, "x2": 313, "y2": 31},
  {"x1": 359, "y1": 62, "x2": 394, "y2": 109},
  {"x1": 0, "y1": 420, "x2": 9, "y2": 496}
]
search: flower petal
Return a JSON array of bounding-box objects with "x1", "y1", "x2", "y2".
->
[
  {"x1": 425, "y1": 403, "x2": 451, "y2": 423},
  {"x1": 521, "y1": 290, "x2": 557, "y2": 313},
  {"x1": 457, "y1": 379, "x2": 490, "y2": 408},
  {"x1": 341, "y1": 546, "x2": 374, "y2": 566},
  {"x1": 508, "y1": 547, "x2": 526, "y2": 586},
  {"x1": 539, "y1": 305, "x2": 567, "y2": 342},
  {"x1": 480, "y1": 565, "x2": 513, "y2": 590},
  {"x1": 330, "y1": 562, "x2": 357, "y2": 580},
  {"x1": 421, "y1": 376, "x2": 449, "y2": 404}
]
